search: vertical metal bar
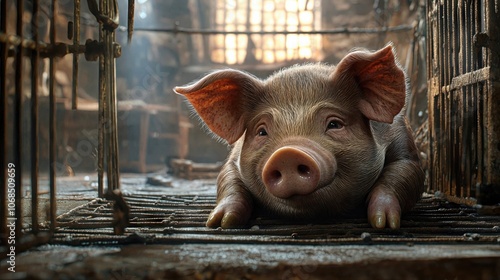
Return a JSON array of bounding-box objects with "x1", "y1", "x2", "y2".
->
[
  {"x1": 128, "y1": 0, "x2": 134, "y2": 43},
  {"x1": 101, "y1": 0, "x2": 110, "y2": 192},
  {"x1": 104, "y1": 0, "x2": 120, "y2": 192},
  {"x1": 110, "y1": 30, "x2": 120, "y2": 191},
  {"x1": 448, "y1": 0, "x2": 456, "y2": 197},
  {"x1": 72, "y1": 0, "x2": 81, "y2": 110},
  {"x1": 49, "y1": 0, "x2": 58, "y2": 232},
  {"x1": 0, "y1": 0, "x2": 8, "y2": 246},
  {"x1": 485, "y1": 0, "x2": 500, "y2": 196},
  {"x1": 98, "y1": 0, "x2": 105, "y2": 197},
  {"x1": 104, "y1": 0, "x2": 113, "y2": 192},
  {"x1": 425, "y1": 0, "x2": 433, "y2": 193},
  {"x1": 475, "y1": 0, "x2": 484, "y2": 196},
  {"x1": 31, "y1": 0, "x2": 40, "y2": 234},
  {"x1": 14, "y1": 0, "x2": 25, "y2": 240},
  {"x1": 440, "y1": 0, "x2": 448, "y2": 194},
  {"x1": 456, "y1": 0, "x2": 464, "y2": 198}
]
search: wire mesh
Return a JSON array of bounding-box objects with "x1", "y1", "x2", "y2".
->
[{"x1": 52, "y1": 194, "x2": 500, "y2": 246}]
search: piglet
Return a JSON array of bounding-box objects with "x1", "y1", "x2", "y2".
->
[{"x1": 174, "y1": 45, "x2": 424, "y2": 229}]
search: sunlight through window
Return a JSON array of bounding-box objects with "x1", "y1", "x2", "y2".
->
[{"x1": 212, "y1": 0, "x2": 322, "y2": 64}]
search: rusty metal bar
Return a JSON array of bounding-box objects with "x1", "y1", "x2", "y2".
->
[
  {"x1": 88, "y1": 0, "x2": 119, "y2": 31},
  {"x1": 72, "y1": 0, "x2": 81, "y2": 110},
  {"x1": 135, "y1": 24, "x2": 414, "y2": 35},
  {"x1": 103, "y1": 0, "x2": 120, "y2": 193},
  {"x1": 95, "y1": 0, "x2": 122, "y2": 196},
  {"x1": 49, "y1": 0, "x2": 58, "y2": 233},
  {"x1": 97, "y1": 0, "x2": 105, "y2": 197},
  {"x1": 439, "y1": 67, "x2": 493, "y2": 94},
  {"x1": 14, "y1": 0, "x2": 25, "y2": 241},
  {"x1": 128, "y1": 0, "x2": 134, "y2": 43},
  {"x1": 0, "y1": 0, "x2": 7, "y2": 246},
  {"x1": 0, "y1": 32, "x2": 107, "y2": 60},
  {"x1": 31, "y1": 0, "x2": 40, "y2": 234},
  {"x1": 483, "y1": 0, "x2": 500, "y2": 199},
  {"x1": 104, "y1": 0, "x2": 114, "y2": 191}
]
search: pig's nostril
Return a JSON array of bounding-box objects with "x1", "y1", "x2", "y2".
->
[
  {"x1": 272, "y1": 170, "x2": 282, "y2": 180},
  {"x1": 297, "y1": 164, "x2": 310, "y2": 176}
]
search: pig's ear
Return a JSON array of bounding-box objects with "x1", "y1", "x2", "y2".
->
[
  {"x1": 333, "y1": 45, "x2": 406, "y2": 123},
  {"x1": 174, "y1": 69, "x2": 263, "y2": 144}
]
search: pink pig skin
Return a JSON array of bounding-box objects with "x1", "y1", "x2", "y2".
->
[{"x1": 174, "y1": 44, "x2": 425, "y2": 229}]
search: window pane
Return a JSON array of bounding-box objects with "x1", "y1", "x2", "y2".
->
[{"x1": 211, "y1": 0, "x2": 321, "y2": 65}]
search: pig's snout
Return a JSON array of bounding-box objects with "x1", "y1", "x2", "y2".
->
[{"x1": 262, "y1": 146, "x2": 334, "y2": 199}]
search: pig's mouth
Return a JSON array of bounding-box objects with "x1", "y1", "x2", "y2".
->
[{"x1": 260, "y1": 183, "x2": 343, "y2": 218}]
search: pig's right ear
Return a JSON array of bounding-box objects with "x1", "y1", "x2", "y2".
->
[{"x1": 174, "y1": 69, "x2": 263, "y2": 144}]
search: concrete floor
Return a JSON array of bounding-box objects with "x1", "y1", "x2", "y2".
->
[{"x1": 1, "y1": 172, "x2": 500, "y2": 279}]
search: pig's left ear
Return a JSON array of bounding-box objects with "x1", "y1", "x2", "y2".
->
[
  {"x1": 174, "y1": 69, "x2": 263, "y2": 144},
  {"x1": 333, "y1": 45, "x2": 406, "y2": 123}
]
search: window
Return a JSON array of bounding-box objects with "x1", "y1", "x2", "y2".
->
[{"x1": 211, "y1": 0, "x2": 322, "y2": 65}]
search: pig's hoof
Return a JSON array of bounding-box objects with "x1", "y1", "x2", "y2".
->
[
  {"x1": 206, "y1": 196, "x2": 252, "y2": 229},
  {"x1": 367, "y1": 187, "x2": 401, "y2": 229}
]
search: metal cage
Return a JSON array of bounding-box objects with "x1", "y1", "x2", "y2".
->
[
  {"x1": 426, "y1": 0, "x2": 500, "y2": 205},
  {"x1": 0, "y1": 0, "x2": 132, "y2": 251}
]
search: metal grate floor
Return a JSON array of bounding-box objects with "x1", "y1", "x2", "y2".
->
[{"x1": 53, "y1": 194, "x2": 500, "y2": 246}]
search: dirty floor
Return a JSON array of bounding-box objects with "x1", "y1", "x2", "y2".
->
[{"x1": 1, "y1": 172, "x2": 500, "y2": 279}]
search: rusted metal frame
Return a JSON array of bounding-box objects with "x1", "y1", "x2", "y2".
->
[
  {"x1": 436, "y1": 1, "x2": 445, "y2": 195},
  {"x1": 136, "y1": 24, "x2": 415, "y2": 35},
  {"x1": 97, "y1": 0, "x2": 105, "y2": 197},
  {"x1": 87, "y1": 0, "x2": 119, "y2": 31},
  {"x1": 428, "y1": 0, "x2": 500, "y2": 203},
  {"x1": 49, "y1": 0, "x2": 58, "y2": 234},
  {"x1": 448, "y1": 0, "x2": 458, "y2": 198},
  {"x1": 14, "y1": 0, "x2": 24, "y2": 241},
  {"x1": 466, "y1": 2, "x2": 478, "y2": 198},
  {"x1": 473, "y1": 0, "x2": 483, "y2": 198},
  {"x1": 31, "y1": 0, "x2": 40, "y2": 235},
  {"x1": 457, "y1": 0, "x2": 466, "y2": 199},
  {"x1": 484, "y1": 0, "x2": 500, "y2": 194},
  {"x1": 0, "y1": 33, "x2": 48, "y2": 50},
  {"x1": 110, "y1": 30, "x2": 120, "y2": 191},
  {"x1": 432, "y1": 1, "x2": 441, "y2": 194},
  {"x1": 0, "y1": 0, "x2": 7, "y2": 247},
  {"x1": 426, "y1": 0, "x2": 436, "y2": 196},
  {"x1": 438, "y1": 0, "x2": 448, "y2": 195},
  {"x1": 0, "y1": 32, "x2": 91, "y2": 58},
  {"x1": 439, "y1": 67, "x2": 493, "y2": 93},
  {"x1": 72, "y1": 0, "x2": 81, "y2": 110},
  {"x1": 92, "y1": 0, "x2": 124, "y2": 231},
  {"x1": 127, "y1": 0, "x2": 134, "y2": 43},
  {"x1": 103, "y1": 0, "x2": 120, "y2": 193}
]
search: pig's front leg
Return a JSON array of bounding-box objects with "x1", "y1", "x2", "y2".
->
[
  {"x1": 206, "y1": 159, "x2": 254, "y2": 228},
  {"x1": 367, "y1": 123, "x2": 425, "y2": 229}
]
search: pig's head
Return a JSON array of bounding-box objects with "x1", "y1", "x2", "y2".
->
[{"x1": 174, "y1": 45, "x2": 406, "y2": 219}]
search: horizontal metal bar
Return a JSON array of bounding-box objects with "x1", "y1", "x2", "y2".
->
[
  {"x1": 135, "y1": 24, "x2": 414, "y2": 35},
  {"x1": 0, "y1": 32, "x2": 105, "y2": 59},
  {"x1": 0, "y1": 32, "x2": 48, "y2": 49},
  {"x1": 439, "y1": 66, "x2": 497, "y2": 95}
]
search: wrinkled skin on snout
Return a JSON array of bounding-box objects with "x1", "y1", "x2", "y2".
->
[{"x1": 174, "y1": 45, "x2": 425, "y2": 229}]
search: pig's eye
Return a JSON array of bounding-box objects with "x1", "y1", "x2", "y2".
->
[
  {"x1": 326, "y1": 119, "x2": 344, "y2": 130},
  {"x1": 257, "y1": 126, "x2": 267, "y2": 136},
  {"x1": 257, "y1": 126, "x2": 268, "y2": 136}
]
